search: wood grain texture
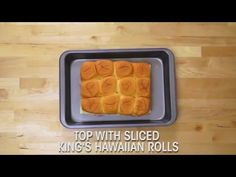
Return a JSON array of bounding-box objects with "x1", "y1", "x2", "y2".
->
[{"x1": 0, "y1": 23, "x2": 236, "y2": 154}]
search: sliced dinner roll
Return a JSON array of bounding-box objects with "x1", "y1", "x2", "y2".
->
[
  {"x1": 100, "y1": 76, "x2": 117, "y2": 96},
  {"x1": 80, "y1": 62, "x2": 97, "y2": 80},
  {"x1": 119, "y1": 96, "x2": 135, "y2": 115},
  {"x1": 81, "y1": 80, "x2": 100, "y2": 98},
  {"x1": 136, "y1": 78, "x2": 150, "y2": 97},
  {"x1": 133, "y1": 62, "x2": 150, "y2": 78},
  {"x1": 95, "y1": 60, "x2": 113, "y2": 77},
  {"x1": 118, "y1": 77, "x2": 136, "y2": 96},
  {"x1": 114, "y1": 61, "x2": 133, "y2": 78},
  {"x1": 102, "y1": 94, "x2": 120, "y2": 114},
  {"x1": 81, "y1": 97, "x2": 103, "y2": 114},
  {"x1": 133, "y1": 97, "x2": 150, "y2": 116}
]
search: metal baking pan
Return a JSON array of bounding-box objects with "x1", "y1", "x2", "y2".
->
[{"x1": 59, "y1": 48, "x2": 177, "y2": 128}]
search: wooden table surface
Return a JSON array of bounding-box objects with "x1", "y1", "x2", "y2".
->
[{"x1": 0, "y1": 23, "x2": 236, "y2": 154}]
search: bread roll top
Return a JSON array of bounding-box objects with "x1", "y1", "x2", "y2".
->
[{"x1": 80, "y1": 60, "x2": 151, "y2": 116}]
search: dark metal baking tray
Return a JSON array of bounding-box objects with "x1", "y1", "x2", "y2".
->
[{"x1": 59, "y1": 48, "x2": 177, "y2": 128}]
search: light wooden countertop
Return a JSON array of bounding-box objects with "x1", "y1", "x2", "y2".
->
[{"x1": 0, "y1": 23, "x2": 236, "y2": 154}]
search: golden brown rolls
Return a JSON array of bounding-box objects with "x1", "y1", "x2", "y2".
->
[
  {"x1": 80, "y1": 62, "x2": 97, "y2": 80},
  {"x1": 102, "y1": 95, "x2": 120, "y2": 114},
  {"x1": 100, "y1": 76, "x2": 116, "y2": 96},
  {"x1": 119, "y1": 96, "x2": 135, "y2": 115},
  {"x1": 136, "y1": 78, "x2": 150, "y2": 97},
  {"x1": 118, "y1": 77, "x2": 136, "y2": 96},
  {"x1": 133, "y1": 63, "x2": 150, "y2": 78},
  {"x1": 133, "y1": 97, "x2": 150, "y2": 116},
  {"x1": 81, "y1": 97, "x2": 103, "y2": 114},
  {"x1": 81, "y1": 80, "x2": 100, "y2": 98},
  {"x1": 95, "y1": 60, "x2": 113, "y2": 77},
  {"x1": 114, "y1": 61, "x2": 133, "y2": 78},
  {"x1": 80, "y1": 60, "x2": 151, "y2": 116}
]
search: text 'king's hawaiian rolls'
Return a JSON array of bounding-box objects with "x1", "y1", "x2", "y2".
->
[
  {"x1": 102, "y1": 94, "x2": 120, "y2": 114},
  {"x1": 80, "y1": 62, "x2": 97, "y2": 80},
  {"x1": 95, "y1": 60, "x2": 113, "y2": 77},
  {"x1": 118, "y1": 77, "x2": 136, "y2": 96},
  {"x1": 100, "y1": 76, "x2": 117, "y2": 96},
  {"x1": 114, "y1": 61, "x2": 133, "y2": 78},
  {"x1": 81, "y1": 80, "x2": 100, "y2": 98},
  {"x1": 134, "y1": 97, "x2": 150, "y2": 116},
  {"x1": 136, "y1": 78, "x2": 150, "y2": 97},
  {"x1": 119, "y1": 96, "x2": 135, "y2": 115},
  {"x1": 133, "y1": 62, "x2": 150, "y2": 78},
  {"x1": 81, "y1": 97, "x2": 103, "y2": 114}
]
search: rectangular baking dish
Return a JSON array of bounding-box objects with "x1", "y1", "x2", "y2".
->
[{"x1": 59, "y1": 48, "x2": 177, "y2": 128}]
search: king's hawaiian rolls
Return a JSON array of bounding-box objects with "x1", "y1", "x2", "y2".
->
[{"x1": 80, "y1": 60, "x2": 151, "y2": 116}]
